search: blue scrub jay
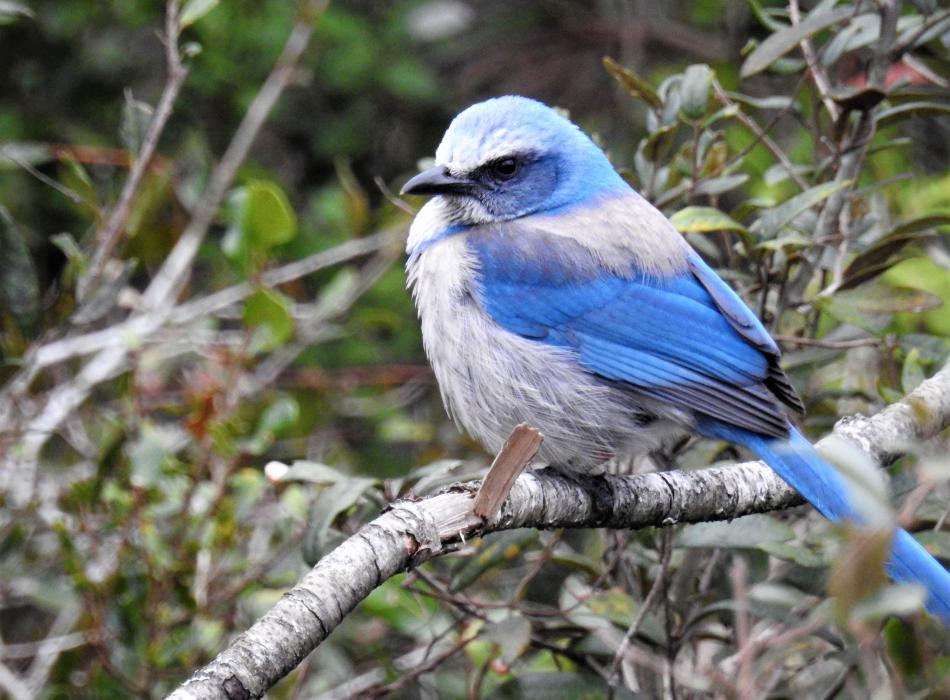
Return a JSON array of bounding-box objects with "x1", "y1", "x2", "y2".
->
[{"x1": 401, "y1": 95, "x2": 950, "y2": 622}]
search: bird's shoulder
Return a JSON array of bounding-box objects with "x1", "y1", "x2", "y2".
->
[{"x1": 465, "y1": 190, "x2": 694, "y2": 290}]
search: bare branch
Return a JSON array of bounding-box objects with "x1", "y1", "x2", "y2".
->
[
  {"x1": 167, "y1": 360, "x2": 950, "y2": 700},
  {"x1": 141, "y1": 0, "x2": 330, "y2": 310},
  {"x1": 791, "y1": 0, "x2": 903, "y2": 301},
  {"x1": 0, "y1": 227, "x2": 400, "y2": 396},
  {"x1": 170, "y1": 227, "x2": 403, "y2": 325},
  {"x1": 789, "y1": 0, "x2": 841, "y2": 123},
  {"x1": 712, "y1": 82, "x2": 808, "y2": 191},
  {"x1": 80, "y1": 0, "x2": 189, "y2": 300}
]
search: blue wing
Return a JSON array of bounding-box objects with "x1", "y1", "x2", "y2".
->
[{"x1": 470, "y1": 228, "x2": 801, "y2": 437}]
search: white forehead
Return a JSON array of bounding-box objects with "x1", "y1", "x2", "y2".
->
[{"x1": 434, "y1": 96, "x2": 579, "y2": 174}]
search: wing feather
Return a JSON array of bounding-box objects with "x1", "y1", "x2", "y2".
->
[{"x1": 470, "y1": 226, "x2": 797, "y2": 438}]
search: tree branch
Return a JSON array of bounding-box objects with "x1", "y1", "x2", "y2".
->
[
  {"x1": 79, "y1": 0, "x2": 188, "y2": 301},
  {"x1": 167, "y1": 360, "x2": 950, "y2": 700},
  {"x1": 141, "y1": 0, "x2": 329, "y2": 311}
]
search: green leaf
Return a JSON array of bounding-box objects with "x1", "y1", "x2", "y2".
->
[
  {"x1": 259, "y1": 396, "x2": 299, "y2": 435},
  {"x1": 693, "y1": 173, "x2": 749, "y2": 197},
  {"x1": 482, "y1": 616, "x2": 532, "y2": 664},
  {"x1": 50, "y1": 232, "x2": 87, "y2": 278},
  {"x1": 246, "y1": 396, "x2": 300, "y2": 454},
  {"x1": 839, "y1": 220, "x2": 942, "y2": 291},
  {"x1": 0, "y1": 141, "x2": 54, "y2": 170},
  {"x1": 901, "y1": 347, "x2": 926, "y2": 394},
  {"x1": 883, "y1": 257, "x2": 950, "y2": 336},
  {"x1": 878, "y1": 101, "x2": 950, "y2": 127},
  {"x1": 896, "y1": 9, "x2": 950, "y2": 50},
  {"x1": 180, "y1": 0, "x2": 220, "y2": 29},
  {"x1": 243, "y1": 180, "x2": 297, "y2": 250},
  {"x1": 740, "y1": 6, "x2": 853, "y2": 78},
  {"x1": 640, "y1": 123, "x2": 678, "y2": 163},
  {"x1": 724, "y1": 92, "x2": 795, "y2": 111},
  {"x1": 120, "y1": 90, "x2": 154, "y2": 157},
  {"x1": 679, "y1": 64, "x2": 714, "y2": 120},
  {"x1": 242, "y1": 287, "x2": 294, "y2": 352},
  {"x1": 700, "y1": 103, "x2": 740, "y2": 129},
  {"x1": 60, "y1": 155, "x2": 99, "y2": 217},
  {"x1": 884, "y1": 617, "x2": 924, "y2": 677},
  {"x1": 826, "y1": 284, "x2": 943, "y2": 314},
  {"x1": 817, "y1": 284, "x2": 943, "y2": 333},
  {"x1": 489, "y1": 672, "x2": 631, "y2": 700},
  {"x1": 279, "y1": 461, "x2": 348, "y2": 485},
  {"x1": 759, "y1": 542, "x2": 825, "y2": 567},
  {"x1": 126, "y1": 422, "x2": 188, "y2": 490},
  {"x1": 752, "y1": 180, "x2": 852, "y2": 239},
  {"x1": 0, "y1": 206, "x2": 39, "y2": 321},
  {"x1": 670, "y1": 206, "x2": 748, "y2": 234},
  {"x1": 223, "y1": 180, "x2": 298, "y2": 271},
  {"x1": 822, "y1": 13, "x2": 878, "y2": 66},
  {"x1": 676, "y1": 514, "x2": 794, "y2": 549},
  {"x1": 602, "y1": 56, "x2": 662, "y2": 109},
  {"x1": 747, "y1": 0, "x2": 788, "y2": 32},
  {"x1": 755, "y1": 232, "x2": 814, "y2": 250},
  {"x1": 303, "y1": 476, "x2": 383, "y2": 565},
  {"x1": 0, "y1": 1, "x2": 33, "y2": 24},
  {"x1": 891, "y1": 214, "x2": 950, "y2": 235},
  {"x1": 379, "y1": 59, "x2": 439, "y2": 100},
  {"x1": 852, "y1": 583, "x2": 926, "y2": 622}
]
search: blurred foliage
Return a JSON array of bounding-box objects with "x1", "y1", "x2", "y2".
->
[{"x1": 1, "y1": 0, "x2": 950, "y2": 698}]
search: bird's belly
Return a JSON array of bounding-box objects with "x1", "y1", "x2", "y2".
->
[{"x1": 409, "y1": 238, "x2": 669, "y2": 469}]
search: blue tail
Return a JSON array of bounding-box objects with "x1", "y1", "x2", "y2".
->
[{"x1": 701, "y1": 421, "x2": 950, "y2": 623}]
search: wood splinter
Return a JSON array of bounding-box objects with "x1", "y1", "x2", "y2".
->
[{"x1": 472, "y1": 423, "x2": 544, "y2": 519}]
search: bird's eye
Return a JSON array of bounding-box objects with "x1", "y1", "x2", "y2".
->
[{"x1": 491, "y1": 157, "x2": 520, "y2": 180}]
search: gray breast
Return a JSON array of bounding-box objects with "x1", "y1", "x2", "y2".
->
[{"x1": 407, "y1": 234, "x2": 680, "y2": 470}]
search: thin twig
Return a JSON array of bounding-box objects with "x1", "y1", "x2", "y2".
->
[
  {"x1": 0, "y1": 145, "x2": 86, "y2": 204},
  {"x1": 0, "y1": 660, "x2": 30, "y2": 700},
  {"x1": 891, "y1": 5, "x2": 950, "y2": 57},
  {"x1": 608, "y1": 530, "x2": 673, "y2": 687},
  {"x1": 373, "y1": 175, "x2": 416, "y2": 216},
  {"x1": 142, "y1": 0, "x2": 330, "y2": 310},
  {"x1": 730, "y1": 558, "x2": 756, "y2": 700},
  {"x1": 712, "y1": 82, "x2": 809, "y2": 191},
  {"x1": 246, "y1": 249, "x2": 398, "y2": 394},
  {"x1": 80, "y1": 0, "x2": 189, "y2": 301},
  {"x1": 170, "y1": 227, "x2": 402, "y2": 324},
  {"x1": 774, "y1": 334, "x2": 881, "y2": 349},
  {"x1": 789, "y1": 0, "x2": 841, "y2": 123},
  {"x1": 24, "y1": 603, "x2": 83, "y2": 694},
  {"x1": 789, "y1": 0, "x2": 902, "y2": 305}
]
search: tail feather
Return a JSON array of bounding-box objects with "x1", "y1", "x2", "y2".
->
[{"x1": 701, "y1": 420, "x2": 950, "y2": 623}]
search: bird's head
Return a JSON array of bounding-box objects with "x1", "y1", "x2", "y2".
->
[{"x1": 401, "y1": 96, "x2": 628, "y2": 225}]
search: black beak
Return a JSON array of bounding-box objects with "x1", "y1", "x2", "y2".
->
[{"x1": 400, "y1": 166, "x2": 477, "y2": 196}]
